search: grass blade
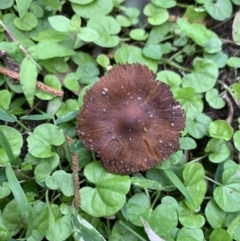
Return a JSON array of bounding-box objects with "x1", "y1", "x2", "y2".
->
[
  {"x1": 163, "y1": 168, "x2": 195, "y2": 206},
  {"x1": 0, "y1": 129, "x2": 33, "y2": 236}
]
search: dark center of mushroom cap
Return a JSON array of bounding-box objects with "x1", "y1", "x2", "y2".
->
[{"x1": 117, "y1": 100, "x2": 147, "y2": 134}]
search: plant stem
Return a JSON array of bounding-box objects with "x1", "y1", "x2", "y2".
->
[
  {"x1": 119, "y1": 221, "x2": 147, "y2": 241},
  {"x1": 205, "y1": 176, "x2": 223, "y2": 186},
  {"x1": 162, "y1": 58, "x2": 192, "y2": 72}
]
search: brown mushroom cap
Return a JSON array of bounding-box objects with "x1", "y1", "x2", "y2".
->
[{"x1": 77, "y1": 63, "x2": 185, "y2": 174}]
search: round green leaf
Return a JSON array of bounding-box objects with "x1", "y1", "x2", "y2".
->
[
  {"x1": 114, "y1": 45, "x2": 158, "y2": 73},
  {"x1": 227, "y1": 57, "x2": 240, "y2": 68},
  {"x1": 233, "y1": 130, "x2": 240, "y2": 152},
  {"x1": 232, "y1": 83, "x2": 240, "y2": 100},
  {"x1": 63, "y1": 72, "x2": 81, "y2": 92},
  {"x1": 46, "y1": 170, "x2": 74, "y2": 197},
  {"x1": 205, "y1": 89, "x2": 225, "y2": 109},
  {"x1": 80, "y1": 161, "x2": 131, "y2": 217},
  {"x1": 204, "y1": 51, "x2": 228, "y2": 68},
  {"x1": 209, "y1": 120, "x2": 234, "y2": 141},
  {"x1": 143, "y1": 3, "x2": 169, "y2": 25},
  {"x1": 209, "y1": 229, "x2": 231, "y2": 241},
  {"x1": 0, "y1": 90, "x2": 11, "y2": 109},
  {"x1": 87, "y1": 16, "x2": 120, "y2": 48},
  {"x1": 157, "y1": 70, "x2": 181, "y2": 89},
  {"x1": 176, "y1": 227, "x2": 204, "y2": 241},
  {"x1": 0, "y1": 125, "x2": 23, "y2": 165},
  {"x1": 179, "y1": 137, "x2": 197, "y2": 150},
  {"x1": 205, "y1": 198, "x2": 227, "y2": 229},
  {"x1": 0, "y1": 182, "x2": 11, "y2": 199},
  {"x1": 151, "y1": 0, "x2": 176, "y2": 8},
  {"x1": 48, "y1": 15, "x2": 71, "y2": 32},
  {"x1": 77, "y1": 27, "x2": 99, "y2": 42},
  {"x1": 185, "y1": 113, "x2": 212, "y2": 139},
  {"x1": 129, "y1": 28, "x2": 148, "y2": 41},
  {"x1": 205, "y1": 138, "x2": 231, "y2": 163},
  {"x1": 14, "y1": 12, "x2": 38, "y2": 31},
  {"x1": 27, "y1": 123, "x2": 65, "y2": 158},
  {"x1": 34, "y1": 154, "x2": 60, "y2": 183},
  {"x1": 178, "y1": 201, "x2": 205, "y2": 228},
  {"x1": 0, "y1": 0, "x2": 14, "y2": 9},
  {"x1": 71, "y1": 0, "x2": 113, "y2": 18},
  {"x1": 127, "y1": 193, "x2": 151, "y2": 227},
  {"x1": 204, "y1": 0, "x2": 232, "y2": 21},
  {"x1": 214, "y1": 165, "x2": 240, "y2": 212},
  {"x1": 182, "y1": 58, "x2": 218, "y2": 93},
  {"x1": 96, "y1": 54, "x2": 110, "y2": 68}
]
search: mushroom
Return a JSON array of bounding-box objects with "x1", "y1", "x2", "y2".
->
[{"x1": 77, "y1": 63, "x2": 185, "y2": 174}]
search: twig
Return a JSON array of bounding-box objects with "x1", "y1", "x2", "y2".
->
[
  {"x1": 0, "y1": 65, "x2": 63, "y2": 96},
  {"x1": 222, "y1": 92, "x2": 234, "y2": 124}
]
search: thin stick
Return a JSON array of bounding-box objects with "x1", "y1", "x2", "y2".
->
[{"x1": 0, "y1": 65, "x2": 63, "y2": 96}]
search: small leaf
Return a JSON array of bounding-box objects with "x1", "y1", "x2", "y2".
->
[
  {"x1": 14, "y1": 12, "x2": 38, "y2": 31},
  {"x1": 46, "y1": 170, "x2": 74, "y2": 196},
  {"x1": 233, "y1": 10, "x2": 240, "y2": 44},
  {"x1": 77, "y1": 27, "x2": 99, "y2": 42},
  {"x1": 80, "y1": 161, "x2": 130, "y2": 217},
  {"x1": 176, "y1": 227, "x2": 204, "y2": 241},
  {"x1": 227, "y1": 57, "x2": 240, "y2": 68},
  {"x1": 209, "y1": 229, "x2": 232, "y2": 241},
  {"x1": 233, "y1": 130, "x2": 240, "y2": 152},
  {"x1": 48, "y1": 15, "x2": 71, "y2": 32},
  {"x1": 20, "y1": 56, "x2": 38, "y2": 107},
  {"x1": 15, "y1": 0, "x2": 32, "y2": 17},
  {"x1": 0, "y1": 90, "x2": 11, "y2": 109},
  {"x1": 28, "y1": 41, "x2": 76, "y2": 59},
  {"x1": 204, "y1": 0, "x2": 232, "y2": 21},
  {"x1": 209, "y1": 120, "x2": 234, "y2": 141},
  {"x1": 205, "y1": 138, "x2": 231, "y2": 163},
  {"x1": 182, "y1": 57, "x2": 218, "y2": 93},
  {"x1": 27, "y1": 123, "x2": 65, "y2": 158},
  {"x1": 205, "y1": 89, "x2": 225, "y2": 109},
  {"x1": 129, "y1": 28, "x2": 148, "y2": 41}
]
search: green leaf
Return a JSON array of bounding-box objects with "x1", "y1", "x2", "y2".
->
[
  {"x1": 87, "y1": 16, "x2": 120, "y2": 48},
  {"x1": 214, "y1": 164, "x2": 240, "y2": 212},
  {"x1": 204, "y1": 51, "x2": 228, "y2": 68},
  {"x1": 34, "y1": 154, "x2": 59, "y2": 183},
  {"x1": 77, "y1": 27, "x2": 99, "y2": 42},
  {"x1": 71, "y1": 0, "x2": 113, "y2": 18},
  {"x1": 71, "y1": 210, "x2": 106, "y2": 241},
  {"x1": 0, "y1": 90, "x2": 11, "y2": 109},
  {"x1": 46, "y1": 170, "x2": 74, "y2": 196},
  {"x1": 48, "y1": 15, "x2": 71, "y2": 32},
  {"x1": 19, "y1": 56, "x2": 38, "y2": 107},
  {"x1": 183, "y1": 163, "x2": 207, "y2": 209},
  {"x1": 63, "y1": 72, "x2": 81, "y2": 92},
  {"x1": 27, "y1": 123, "x2": 65, "y2": 158},
  {"x1": 233, "y1": 11, "x2": 240, "y2": 44},
  {"x1": 182, "y1": 57, "x2": 218, "y2": 93},
  {"x1": 174, "y1": 87, "x2": 203, "y2": 119},
  {"x1": 204, "y1": 0, "x2": 232, "y2": 21},
  {"x1": 205, "y1": 198, "x2": 228, "y2": 228},
  {"x1": 14, "y1": 12, "x2": 38, "y2": 31},
  {"x1": 114, "y1": 45, "x2": 158, "y2": 73},
  {"x1": 209, "y1": 229, "x2": 232, "y2": 241},
  {"x1": 96, "y1": 54, "x2": 110, "y2": 68},
  {"x1": 0, "y1": 126, "x2": 23, "y2": 165},
  {"x1": 131, "y1": 176, "x2": 162, "y2": 190},
  {"x1": 179, "y1": 137, "x2": 197, "y2": 150},
  {"x1": 185, "y1": 113, "x2": 212, "y2": 139},
  {"x1": 233, "y1": 130, "x2": 240, "y2": 152},
  {"x1": 205, "y1": 138, "x2": 231, "y2": 163},
  {"x1": 178, "y1": 200, "x2": 205, "y2": 228},
  {"x1": 157, "y1": 70, "x2": 181, "y2": 89},
  {"x1": 15, "y1": 0, "x2": 32, "y2": 17},
  {"x1": 0, "y1": 182, "x2": 10, "y2": 198},
  {"x1": 177, "y1": 18, "x2": 222, "y2": 53},
  {"x1": 0, "y1": 0, "x2": 14, "y2": 9},
  {"x1": 209, "y1": 120, "x2": 234, "y2": 140},
  {"x1": 176, "y1": 227, "x2": 204, "y2": 241},
  {"x1": 129, "y1": 28, "x2": 148, "y2": 41},
  {"x1": 28, "y1": 41, "x2": 76, "y2": 59},
  {"x1": 151, "y1": 0, "x2": 176, "y2": 8},
  {"x1": 143, "y1": 3, "x2": 169, "y2": 25},
  {"x1": 164, "y1": 168, "x2": 195, "y2": 207},
  {"x1": 227, "y1": 57, "x2": 240, "y2": 68},
  {"x1": 80, "y1": 161, "x2": 130, "y2": 217},
  {"x1": 232, "y1": 83, "x2": 240, "y2": 100},
  {"x1": 205, "y1": 89, "x2": 225, "y2": 109}
]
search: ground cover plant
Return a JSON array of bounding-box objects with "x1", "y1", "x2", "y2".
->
[{"x1": 0, "y1": 0, "x2": 240, "y2": 240}]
